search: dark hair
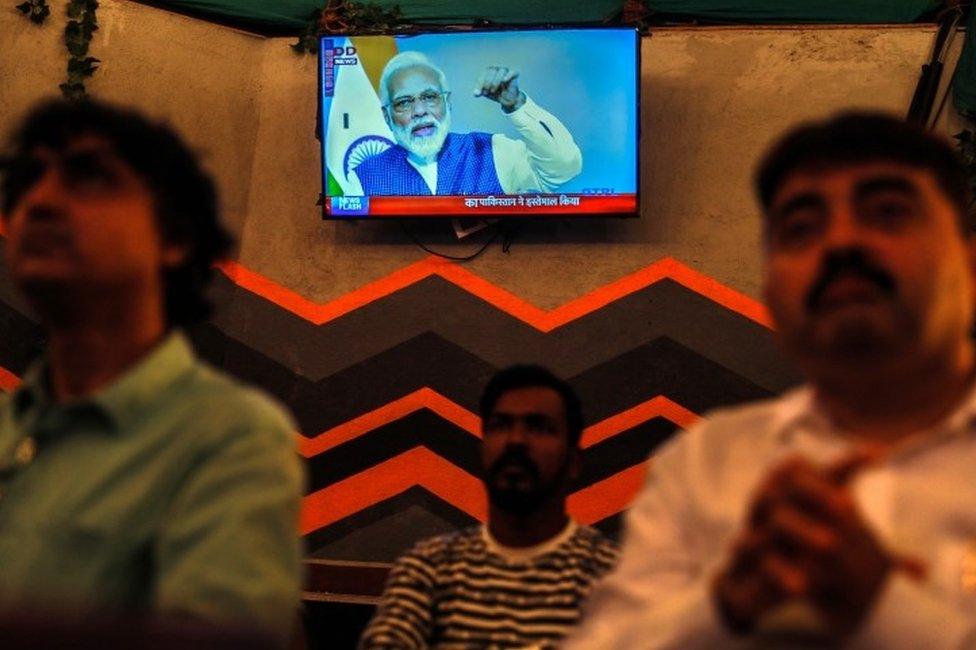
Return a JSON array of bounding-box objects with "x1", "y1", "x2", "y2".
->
[
  {"x1": 479, "y1": 365, "x2": 584, "y2": 448},
  {"x1": 1, "y1": 99, "x2": 233, "y2": 326},
  {"x1": 756, "y1": 112, "x2": 972, "y2": 230}
]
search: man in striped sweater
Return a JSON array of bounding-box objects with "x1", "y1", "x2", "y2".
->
[{"x1": 359, "y1": 365, "x2": 618, "y2": 649}]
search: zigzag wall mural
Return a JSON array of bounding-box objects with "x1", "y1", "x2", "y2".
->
[{"x1": 0, "y1": 244, "x2": 801, "y2": 562}]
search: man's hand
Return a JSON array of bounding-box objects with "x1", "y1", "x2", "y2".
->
[
  {"x1": 712, "y1": 451, "x2": 921, "y2": 638},
  {"x1": 474, "y1": 66, "x2": 525, "y2": 113}
]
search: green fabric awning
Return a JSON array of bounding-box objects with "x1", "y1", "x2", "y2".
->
[
  {"x1": 649, "y1": 1, "x2": 937, "y2": 24},
  {"x1": 150, "y1": 0, "x2": 940, "y2": 30},
  {"x1": 953, "y1": 7, "x2": 976, "y2": 116}
]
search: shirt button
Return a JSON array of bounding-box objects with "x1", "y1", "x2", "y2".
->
[{"x1": 14, "y1": 437, "x2": 36, "y2": 467}]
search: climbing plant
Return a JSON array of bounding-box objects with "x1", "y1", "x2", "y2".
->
[
  {"x1": 293, "y1": 0, "x2": 403, "y2": 54},
  {"x1": 15, "y1": 0, "x2": 100, "y2": 99},
  {"x1": 61, "y1": 0, "x2": 100, "y2": 99},
  {"x1": 16, "y1": 0, "x2": 50, "y2": 23},
  {"x1": 954, "y1": 124, "x2": 976, "y2": 224}
]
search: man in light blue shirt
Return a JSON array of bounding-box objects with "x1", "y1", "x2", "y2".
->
[{"x1": 0, "y1": 100, "x2": 303, "y2": 646}]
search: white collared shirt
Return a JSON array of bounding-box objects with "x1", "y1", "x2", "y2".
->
[{"x1": 563, "y1": 385, "x2": 976, "y2": 649}]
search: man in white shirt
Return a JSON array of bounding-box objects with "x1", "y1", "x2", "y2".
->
[
  {"x1": 563, "y1": 113, "x2": 976, "y2": 649},
  {"x1": 350, "y1": 51, "x2": 582, "y2": 196}
]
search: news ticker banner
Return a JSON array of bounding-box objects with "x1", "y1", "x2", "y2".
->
[{"x1": 325, "y1": 194, "x2": 638, "y2": 217}]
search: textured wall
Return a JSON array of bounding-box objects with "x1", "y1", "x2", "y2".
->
[
  {"x1": 242, "y1": 26, "x2": 960, "y2": 305},
  {"x1": 3, "y1": 5, "x2": 960, "y2": 300},
  {"x1": 1, "y1": 0, "x2": 265, "y2": 233},
  {"x1": 0, "y1": 2, "x2": 964, "y2": 560}
]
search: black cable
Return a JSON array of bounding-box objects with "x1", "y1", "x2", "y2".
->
[
  {"x1": 930, "y1": 77, "x2": 955, "y2": 129},
  {"x1": 501, "y1": 220, "x2": 521, "y2": 253},
  {"x1": 936, "y1": 10, "x2": 963, "y2": 72},
  {"x1": 908, "y1": 7, "x2": 962, "y2": 124},
  {"x1": 399, "y1": 219, "x2": 502, "y2": 261},
  {"x1": 927, "y1": 9, "x2": 964, "y2": 129}
]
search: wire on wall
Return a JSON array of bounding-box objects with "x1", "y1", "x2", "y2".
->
[{"x1": 399, "y1": 219, "x2": 521, "y2": 261}]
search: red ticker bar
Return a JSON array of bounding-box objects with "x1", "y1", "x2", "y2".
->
[{"x1": 362, "y1": 194, "x2": 637, "y2": 216}]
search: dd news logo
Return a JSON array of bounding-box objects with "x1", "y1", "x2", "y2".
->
[{"x1": 328, "y1": 44, "x2": 358, "y2": 66}]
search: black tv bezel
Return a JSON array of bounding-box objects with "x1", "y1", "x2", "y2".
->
[{"x1": 318, "y1": 25, "x2": 641, "y2": 221}]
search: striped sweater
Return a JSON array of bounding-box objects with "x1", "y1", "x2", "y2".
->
[{"x1": 359, "y1": 522, "x2": 618, "y2": 649}]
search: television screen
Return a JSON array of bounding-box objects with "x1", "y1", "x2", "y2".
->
[{"x1": 319, "y1": 28, "x2": 639, "y2": 218}]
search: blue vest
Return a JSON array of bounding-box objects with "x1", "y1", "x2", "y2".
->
[{"x1": 354, "y1": 132, "x2": 504, "y2": 196}]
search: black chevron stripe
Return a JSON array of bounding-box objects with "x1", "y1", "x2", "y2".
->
[
  {"x1": 304, "y1": 410, "x2": 482, "y2": 490},
  {"x1": 0, "y1": 246, "x2": 795, "y2": 393},
  {"x1": 302, "y1": 485, "x2": 627, "y2": 560},
  {"x1": 208, "y1": 271, "x2": 796, "y2": 391},
  {"x1": 0, "y1": 298, "x2": 44, "y2": 375},
  {"x1": 592, "y1": 512, "x2": 623, "y2": 541},
  {"x1": 188, "y1": 325, "x2": 492, "y2": 433},
  {"x1": 0, "y1": 299, "x2": 779, "y2": 441},
  {"x1": 303, "y1": 412, "x2": 677, "y2": 495},
  {"x1": 190, "y1": 325, "x2": 780, "y2": 438},
  {"x1": 304, "y1": 485, "x2": 479, "y2": 560},
  {"x1": 574, "y1": 336, "x2": 776, "y2": 422},
  {"x1": 576, "y1": 417, "x2": 676, "y2": 487}
]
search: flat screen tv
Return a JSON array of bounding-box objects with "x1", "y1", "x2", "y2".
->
[{"x1": 319, "y1": 28, "x2": 639, "y2": 218}]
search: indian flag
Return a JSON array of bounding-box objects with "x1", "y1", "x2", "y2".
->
[{"x1": 324, "y1": 36, "x2": 399, "y2": 196}]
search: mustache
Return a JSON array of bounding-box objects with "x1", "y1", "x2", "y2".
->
[
  {"x1": 487, "y1": 447, "x2": 539, "y2": 480},
  {"x1": 805, "y1": 249, "x2": 897, "y2": 312},
  {"x1": 406, "y1": 119, "x2": 440, "y2": 138}
]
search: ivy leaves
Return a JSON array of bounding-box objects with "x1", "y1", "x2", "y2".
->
[
  {"x1": 954, "y1": 127, "x2": 976, "y2": 212},
  {"x1": 292, "y1": 8, "x2": 323, "y2": 54},
  {"x1": 16, "y1": 0, "x2": 50, "y2": 24},
  {"x1": 61, "y1": 0, "x2": 100, "y2": 99},
  {"x1": 15, "y1": 0, "x2": 99, "y2": 99},
  {"x1": 292, "y1": 0, "x2": 403, "y2": 54}
]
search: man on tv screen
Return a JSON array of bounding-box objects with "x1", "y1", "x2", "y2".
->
[{"x1": 348, "y1": 51, "x2": 582, "y2": 197}]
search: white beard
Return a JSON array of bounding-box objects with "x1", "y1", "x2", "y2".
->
[{"x1": 391, "y1": 109, "x2": 452, "y2": 163}]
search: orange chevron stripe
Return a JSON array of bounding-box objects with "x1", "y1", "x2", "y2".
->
[
  {"x1": 566, "y1": 461, "x2": 650, "y2": 525},
  {"x1": 0, "y1": 366, "x2": 21, "y2": 392},
  {"x1": 300, "y1": 446, "x2": 488, "y2": 535},
  {"x1": 298, "y1": 388, "x2": 699, "y2": 458},
  {"x1": 298, "y1": 387, "x2": 481, "y2": 458},
  {"x1": 0, "y1": 359, "x2": 696, "y2": 456},
  {"x1": 301, "y1": 448, "x2": 652, "y2": 535},
  {"x1": 215, "y1": 258, "x2": 441, "y2": 326},
  {"x1": 580, "y1": 396, "x2": 699, "y2": 449},
  {"x1": 217, "y1": 256, "x2": 772, "y2": 331},
  {"x1": 2, "y1": 229, "x2": 770, "y2": 327},
  {"x1": 0, "y1": 362, "x2": 653, "y2": 532}
]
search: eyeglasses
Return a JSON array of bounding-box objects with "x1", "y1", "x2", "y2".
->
[{"x1": 388, "y1": 90, "x2": 450, "y2": 115}]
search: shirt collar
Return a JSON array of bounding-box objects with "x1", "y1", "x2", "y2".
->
[
  {"x1": 481, "y1": 519, "x2": 578, "y2": 563},
  {"x1": 11, "y1": 362, "x2": 50, "y2": 420},
  {"x1": 772, "y1": 379, "x2": 976, "y2": 453},
  {"x1": 940, "y1": 379, "x2": 976, "y2": 434},
  {"x1": 770, "y1": 385, "x2": 821, "y2": 445},
  {"x1": 92, "y1": 331, "x2": 197, "y2": 432},
  {"x1": 13, "y1": 331, "x2": 197, "y2": 434}
]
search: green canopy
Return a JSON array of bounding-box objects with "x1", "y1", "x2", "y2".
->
[
  {"x1": 953, "y1": 7, "x2": 976, "y2": 116},
  {"x1": 150, "y1": 0, "x2": 939, "y2": 30}
]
